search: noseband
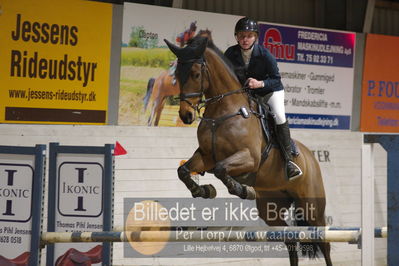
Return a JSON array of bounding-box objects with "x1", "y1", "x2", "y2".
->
[
  {"x1": 177, "y1": 58, "x2": 209, "y2": 112},
  {"x1": 178, "y1": 58, "x2": 244, "y2": 114}
]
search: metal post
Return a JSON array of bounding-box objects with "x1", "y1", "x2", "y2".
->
[
  {"x1": 363, "y1": 0, "x2": 376, "y2": 33},
  {"x1": 361, "y1": 142, "x2": 375, "y2": 266},
  {"x1": 364, "y1": 134, "x2": 399, "y2": 266}
]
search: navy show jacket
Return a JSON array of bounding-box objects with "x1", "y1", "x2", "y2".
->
[{"x1": 224, "y1": 43, "x2": 284, "y2": 96}]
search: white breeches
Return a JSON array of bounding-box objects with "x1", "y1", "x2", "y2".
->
[{"x1": 267, "y1": 90, "x2": 286, "y2": 125}]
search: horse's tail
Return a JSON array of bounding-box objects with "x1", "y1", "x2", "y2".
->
[
  {"x1": 296, "y1": 219, "x2": 321, "y2": 259},
  {"x1": 143, "y1": 77, "x2": 155, "y2": 111}
]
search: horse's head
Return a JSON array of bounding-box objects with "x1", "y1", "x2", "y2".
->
[{"x1": 164, "y1": 37, "x2": 209, "y2": 124}]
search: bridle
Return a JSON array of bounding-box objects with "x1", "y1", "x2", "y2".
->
[
  {"x1": 177, "y1": 55, "x2": 258, "y2": 163},
  {"x1": 177, "y1": 57, "x2": 209, "y2": 113},
  {"x1": 177, "y1": 57, "x2": 245, "y2": 117}
]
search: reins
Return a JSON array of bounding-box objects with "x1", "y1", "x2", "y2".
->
[
  {"x1": 177, "y1": 55, "x2": 267, "y2": 163},
  {"x1": 177, "y1": 58, "x2": 248, "y2": 117}
]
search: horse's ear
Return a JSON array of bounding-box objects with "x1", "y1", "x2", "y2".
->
[
  {"x1": 194, "y1": 37, "x2": 208, "y2": 58},
  {"x1": 164, "y1": 39, "x2": 181, "y2": 57}
]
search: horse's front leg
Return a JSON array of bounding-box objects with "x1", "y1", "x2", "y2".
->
[
  {"x1": 178, "y1": 149, "x2": 216, "y2": 199},
  {"x1": 213, "y1": 148, "x2": 257, "y2": 200}
]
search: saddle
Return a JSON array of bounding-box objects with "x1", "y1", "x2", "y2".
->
[
  {"x1": 253, "y1": 94, "x2": 300, "y2": 164},
  {"x1": 0, "y1": 252, "x2": 30, "y2": 265},
  {"x1": 55, "y1": 245, "x2": 102, "y2": 266}
]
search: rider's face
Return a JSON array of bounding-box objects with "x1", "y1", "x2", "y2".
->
[{"x1": 236, "y1": 31, "x2": 257, "y2": 50}]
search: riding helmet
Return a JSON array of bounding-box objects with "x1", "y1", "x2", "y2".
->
[{"x1": 234, "y1": 17, "x2": 259, "y2": 35}]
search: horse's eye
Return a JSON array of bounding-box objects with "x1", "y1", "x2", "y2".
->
[{"x1": 193, "y1": 73, "x2": 200, "y2": 79}]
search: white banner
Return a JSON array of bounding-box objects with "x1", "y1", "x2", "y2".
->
[
  {"x1": 0, "y1": 154, "x2": 35, "y2": 261},
  {"x1": 53, "y1": 154, "x2": 105, "y2": 265},
  {"x1": 120, "y1": 3, "x2": 355, "y2": 130}
]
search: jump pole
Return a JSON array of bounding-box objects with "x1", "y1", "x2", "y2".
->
[{"x1": 41, "y1": 227, "x2": 387, "y2": 245}]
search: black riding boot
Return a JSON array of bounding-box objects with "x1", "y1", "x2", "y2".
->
[{"x1": 276, "y1": 121, "x2": 303, "y2": 180}]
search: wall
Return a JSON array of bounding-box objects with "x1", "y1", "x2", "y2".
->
[
  {"x1": 179, "y1": 0, "x2": 399, "y2": 36},
  {"x1": 0, "y1": 124, "x2": 387, "y2": 265}
]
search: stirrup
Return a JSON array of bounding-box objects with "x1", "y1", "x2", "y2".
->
[{"x1": 287, "y1": 161, "x2": 303, "y2": 180}]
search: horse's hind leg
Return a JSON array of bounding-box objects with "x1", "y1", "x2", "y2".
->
[
  {"x1": 147, "y1": 99, "x2": 158, "y2": 126},
  {"x1": 256, "y1": 191, "x2": 298, "y2": 266},
  {"x1": 294, "y1": 197, "x2": 332, "y2": 266},
  {"x1": 319, "y1": 242, "x2": 332, "y2": 266},
  {"x1": 154, "y1": 97, "x2": 167, "y2": 126},
  {"x1": 178, "y1": 149, "x2": 216, "y2": 199}
]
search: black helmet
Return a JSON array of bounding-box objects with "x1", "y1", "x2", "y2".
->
[{"x1": 234, "y1": 17, "x2": 258, "y2": 35}]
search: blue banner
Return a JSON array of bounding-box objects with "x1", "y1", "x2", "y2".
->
[
  {"x1": 258, "y1": 22, "x2": 355, "y2": 130},
  {"x1": 287, "y1": 113, "x2": 350, "y2": 129},
  {"x1": 258, "y1": 23, "x2": 355, "y2": 67}
]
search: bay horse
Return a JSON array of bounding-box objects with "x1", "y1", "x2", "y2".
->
[
  {"x1": 143, "y1": 71, "x2": 178, "y2": 126},
  {"x1": 143, "y1": 30, "x2": 214, "y2": 126},
  {"x1": 164, "y1": 36, "x2": 332, "y2": 266}
]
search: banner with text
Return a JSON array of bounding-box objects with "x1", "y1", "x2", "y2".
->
[
  {"x1": 121, "y1": 4, "x2": 355, "y2": 129},
  {"x1": 258, "y1": 23, "x2": 355, "y2": 129},
  {"x1": 360, "y1": 34, "x2": 399, "y2": 133},
  {"x1": 0, "y1": 0, "x2": 113, "y2": 124},
  {"x1": 46, "y1": 143, "x2": 114, "y2": 265},
  {"x1": 123, "y1": 195, "x2": 335, "y2": 258},
  {"x1": 0, "y1": 145, "x2": 45, "y2": 265}
]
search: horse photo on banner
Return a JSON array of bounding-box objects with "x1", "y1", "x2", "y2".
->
[{"x1": 119, "y1": 3, "x2": 238, "y2": 126}]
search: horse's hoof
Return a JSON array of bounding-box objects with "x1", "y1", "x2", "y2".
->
[
  {"x1": 244, "y1": 185, "x2": 256, "y2": 200},
  {"x1": 227, "y1": 180, "x2": 243, "y2": 196},
  {"x1": 190, "y1": 186, "x2": 203, "y2": 198},
  {"x1": 202, "y1": 184, "x2": 217, "y2": 199}
]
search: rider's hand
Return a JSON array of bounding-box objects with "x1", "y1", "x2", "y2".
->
[{"x1": 246, "y1": 78, "x2": 264, "y2": 89}]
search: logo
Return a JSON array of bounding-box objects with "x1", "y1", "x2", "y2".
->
[
  {"x1": 263, "y1": 28, "x2": 295, "y2": 61},
  {"x1": 0, "y1": 164, "x2": 33, "y2": 222},
  {"x1": 57, "y1": 162, "x2": 103, "y2": 217}
]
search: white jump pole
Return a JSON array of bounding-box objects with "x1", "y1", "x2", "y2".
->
[
  {"x1": 40, "y1": 227, "x2": 387, "y2": 245},
  {"x1": 362, "y1": 142, "x2": 375, "y2": 266}
]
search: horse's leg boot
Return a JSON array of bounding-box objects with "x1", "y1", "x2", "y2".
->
[{"x1": 276, "y1": 122, "x2": 303, "y2": 180}]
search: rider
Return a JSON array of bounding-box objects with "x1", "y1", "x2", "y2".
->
[
  {"x1": 224, "y1": 17, "x2": 302, "y2": 180},
  {"x1": 176, "y1": 21, "x2": 197, "y2": 47},
  {"x1": 170, "y1": 21, "x2": 198, "y2": 85}
]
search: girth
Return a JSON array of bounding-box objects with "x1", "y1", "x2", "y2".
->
[
  {"x1": 201, "y1": 110, "x2": 244, "y2": 163},
  {"x1": 201, "y1": 104, "x2": 273, "y2": 167}
]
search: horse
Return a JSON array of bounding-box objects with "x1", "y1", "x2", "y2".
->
[
  {"x1": 143, "y1": 30, "x2": 214, "y2": 126},
  {"x1": 143, "y1": 71, "x2": 178, "y2": 126},
  {"x1": 164, "y1": 36, "x2": 332, "y2": 266}
]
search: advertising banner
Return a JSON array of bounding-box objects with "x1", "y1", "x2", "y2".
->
[
  {"x1": 360, "y1": 34, "x2": 399, "y2": 133},
  {"x1": 120, "y1": 3, "x2": 238, "y2": 126},
  {"x1": 0, "y1": 0, "x2": 113, "y2": 124},
  {"x1": 46, "y1": 143, "x2": 114, "y2": 265},
  {"x1": 258, "y1": 23, "x2": 355, "y2": 129},
  {"x1": 120, "y1": 3, "x2": 355, "y2": 130},
  {"x1": 0, "y1": 145, "x2": 45, "y2": 265}
]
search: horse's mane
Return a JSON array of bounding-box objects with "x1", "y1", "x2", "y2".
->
[
  {"x1": 206, "y1": 47, "x2": 240, "y2": 84},
  {"x1": 187, "y1": 33, "x2": 238, "y2": 83},
  {"x1": 187, "y1": 31, "x2": 236, "y2": 73}
]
